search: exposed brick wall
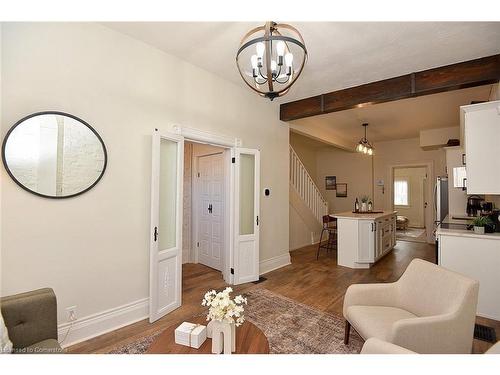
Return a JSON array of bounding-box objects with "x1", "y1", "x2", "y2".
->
[{"x1": 60, "y1": 118, "x2": 105, "y2": 195}]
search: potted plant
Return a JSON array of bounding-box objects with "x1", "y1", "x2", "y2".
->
[
  {"x1": 471, "y1": 216, "x2": 492, "y2": 234},
  {"x1": 360, "y1": 196, "x2": 370, "y2": 212}
]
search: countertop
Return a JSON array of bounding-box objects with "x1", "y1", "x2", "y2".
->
[
  {"x1": 436, "y1": 227, "x2": 500, "y2": 240},
  {"x1": 442, "y1": 214, "x2": 474, "y2": 225},
  {"x1": 332, "y1": 211, "x2": 397, "y2": 220}
]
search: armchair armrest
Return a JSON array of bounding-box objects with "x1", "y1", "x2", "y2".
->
[
  {"x1": 389, "y1": 313, "x2": 473, "y2": 354},
  {"x1": 343, "y1": 282, "x2": 399, "y2": 318},
  {"x1": 361, "y1": 338, "x2": 416, "y2": 354},
  {"x1": 1, "y1": 288, "x2": 58, "y2": 349}
]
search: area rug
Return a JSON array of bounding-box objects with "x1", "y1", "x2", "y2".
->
[
  {"x1": 243, "y1": 289, "x2": 363, "y2": 354},
  {"x1": 396, "y1": 227, "x2": 426, "y2": 242},
  {"x1": 108, "y1": 288, "x2": 363, "y2": 354}
]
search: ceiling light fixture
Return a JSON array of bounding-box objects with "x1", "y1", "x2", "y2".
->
[
  {"x1": 356, "y1": 123, "x2": 374, "y2": 156},
  {"x1": 236, "y1": 21, "x2": 307, "y2": 101}
]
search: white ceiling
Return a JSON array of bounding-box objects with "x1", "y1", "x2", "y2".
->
[
  {"x1": 103, "y1": 22, "x2": 500, "y2": 102},
  {"x1": 291, "y1": 84, "x2": 494, "y2": 144}
]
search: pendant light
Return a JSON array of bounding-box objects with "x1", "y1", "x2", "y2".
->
[
  {"x1": 356, "y1": 123, "x2": 374, "y2": 155},
  {"x1": 236, "y1": 21, "x2": 307, "y2": 100}
]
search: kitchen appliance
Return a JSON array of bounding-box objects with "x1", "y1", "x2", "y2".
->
[
  {"x1": 481, "y1": 201, "x2": 493, "y2": 214},
  {"x1": 466, "y1": 195, "x2": 484, "y2": 217},
  {"x1": 435, "y1": 176, "x2": 449, "y2": 223},
  {"x1": 486, "y1": 209, "x2": 500, "y2": 233},
  {"x1": 434, "y1": 176, "x2": 448, "y2": 265}
]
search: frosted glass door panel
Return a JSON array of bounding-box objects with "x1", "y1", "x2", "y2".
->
[
  {"x1": 239, "y1": 153, "x2": 255, "y2": 235},
  {"x1": 159, "y1": 138, "x2": 178, "y2": 250}
]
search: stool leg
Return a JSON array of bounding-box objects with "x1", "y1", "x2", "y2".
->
[{"x1": 317, "y1": 228, "x2": 325, "y2": 260}]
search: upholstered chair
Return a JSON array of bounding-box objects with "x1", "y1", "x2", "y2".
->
[
  {"x1": 1, "y1": 288, "x2": 63, "y2": 353},
  {"x1": 343, "y1": 258, "x2": 479, "y2": 354},
  {"x1": 361, "y1": 337, "x2": 500, "y2": 354}
]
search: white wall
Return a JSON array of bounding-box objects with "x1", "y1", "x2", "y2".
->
[
  {"x1": 315, "y1": 146, "x2": 373, "y2": 213},
  {"x1": 289, "y1": 203, "x2": 313, "y2": 250},
  {"x1": 1, "y1": 23, "x2": 289, "y2": 340}
]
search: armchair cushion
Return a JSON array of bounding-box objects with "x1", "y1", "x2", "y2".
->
[
  {"x1": 1, "y1": 288, "x2": 58, "y2": 349},
  {"x1": 361, "y1": 337, "x2": 415, "y2": 354},
  {"x1": 346, "y1": 306, "x2": 416, "y2": 341},
  {"x1": 24, "y1": 339, "x2": 63, "y2": 354}
]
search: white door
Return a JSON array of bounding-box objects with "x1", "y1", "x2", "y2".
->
[
  {"x1": 149, "y1": 130, "x2": 184, "y2": 323},
  {"x1": 233, "y1": 148, "x2": 260, "y2": 285},
  {"x1": 198, "y1": 153, "x2": 224, "y2": 271}
]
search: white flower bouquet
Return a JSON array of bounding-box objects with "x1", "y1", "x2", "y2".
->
[{"x1": 202, "y1": 287, "x2": 248, "y2": 327}]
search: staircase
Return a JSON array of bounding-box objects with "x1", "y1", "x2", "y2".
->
[{"x1": 289, "y1": 145, "x2": 328, "y2": 248}]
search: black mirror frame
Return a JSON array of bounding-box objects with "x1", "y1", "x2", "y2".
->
[{"x1": 1, "y1": 111, "x2": 108, "y2": 199}]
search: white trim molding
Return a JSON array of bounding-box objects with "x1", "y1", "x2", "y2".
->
[
  {"x1": 259, "y1": 252, "x2": 291, "y2": 275},
  {"x1": 171, "y1": 125, "x2": 241, "y2": 147},
  {"x1": 57, "y1": 298, "x2": 148, "y2": 348}
]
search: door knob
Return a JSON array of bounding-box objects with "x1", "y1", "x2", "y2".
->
[{"x1": 208, "y1": 204, "x2": 213, "y2": 214}]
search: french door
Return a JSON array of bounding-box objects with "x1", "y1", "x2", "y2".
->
[
  {"x1": 232, "y1": 148, "x2": 260, "y2": 285},
  {"x1": 149, "y1": 130, "x2": 184, "y2": 323}
]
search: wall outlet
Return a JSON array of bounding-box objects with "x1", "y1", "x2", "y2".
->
[{"x1": 66, "y1": 306, "x2": 77, "y2": 322}]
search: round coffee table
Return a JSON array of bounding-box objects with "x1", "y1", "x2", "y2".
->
[{"x1": 146, "y1": 316, "x2": 269, "y2": 354}]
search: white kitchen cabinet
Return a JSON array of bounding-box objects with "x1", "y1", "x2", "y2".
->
[
  {"x1": 357, "y1": 220, "x2": 375, "y2": 263},
  {"x1": 334, "y1": 211, "x2": 397, "y2": 269},
  {"x1": 460, "y1": 100, "x2": 500, "y2": 194},
  {"x1": 438, "y1": 229, "x2": 500, "y2": 320}
]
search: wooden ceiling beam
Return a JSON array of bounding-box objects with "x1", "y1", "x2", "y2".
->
[{"x1": 280, "y1": 54, "x2": 500, "y2": 122}]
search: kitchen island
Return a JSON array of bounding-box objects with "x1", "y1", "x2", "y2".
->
[{"x1": 332, "y1": 211, "x2": 397, "y2": 269}]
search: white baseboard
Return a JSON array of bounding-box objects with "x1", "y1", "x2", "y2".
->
[
  {"x1": 259, "y1": 252, "x2": 291, "y2": 275},
  {"x1": 58, "y1": 298, "x2": 149, "y2": 348}
]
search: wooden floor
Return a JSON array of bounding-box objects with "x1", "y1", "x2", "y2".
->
[{"x1": 67, "y1": 240, "x2": 499, "y2": 354}]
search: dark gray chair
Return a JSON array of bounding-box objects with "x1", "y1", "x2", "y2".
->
[{"x1": 1, "y1": 288, "x2": 63, "y2": 353}]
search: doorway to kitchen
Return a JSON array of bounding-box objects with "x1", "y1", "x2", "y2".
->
[{"x1": 391, "y1": 165, "x2": 431, "y2": 243}]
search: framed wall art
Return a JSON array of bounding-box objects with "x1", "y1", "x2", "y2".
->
[
  {"x1": 325, "y1": 176, "x2": 336, "y2": 190},
  {"x1": 336, "y1": 183, "x2": 347, "y2": 197}
]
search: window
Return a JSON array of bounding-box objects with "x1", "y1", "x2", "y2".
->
[{"x1": 394, "y1": 179, "x2": 409, "y2": 206}]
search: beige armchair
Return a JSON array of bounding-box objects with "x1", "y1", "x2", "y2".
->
[
  {"x1": 343, "y1": 258, "x2": 479, "y2": 354},
  {"x1": 361, "y1": 337, "x2": 500, "y2": 354}
]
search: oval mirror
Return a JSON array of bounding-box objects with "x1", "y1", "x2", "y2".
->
[{"x1": 2, "y1": 112, "x2": 107, "y2": 198}]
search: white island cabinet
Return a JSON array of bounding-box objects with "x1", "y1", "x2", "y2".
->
[
  {"x1": 438, "y1": 228, "x2": 500, "y2": 320},
  {"x1": 333, "y1": 211, "x2": 397, "y2": 269}
]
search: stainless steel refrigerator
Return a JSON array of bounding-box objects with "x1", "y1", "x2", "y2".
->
[
  {"x1": 435, "y1": 176, "x2": 449, "y2": 223},
  {"x1": 434, "y1": 176, "x2": 448, "y2": 264}
]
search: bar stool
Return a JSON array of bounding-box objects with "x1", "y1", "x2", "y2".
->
[{"x1": 317, "y1": 215, "x2": 337, "y2": 260}]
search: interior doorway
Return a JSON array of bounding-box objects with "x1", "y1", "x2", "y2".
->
[
  {"x1": 391, "y1": 165, "x2": 429, "y2": 243},
  {"x1": 183, "y1": 142, "x2": 227, "y2": 272}
]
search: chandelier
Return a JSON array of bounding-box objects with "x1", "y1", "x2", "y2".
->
[
  {"x1": 356, "y1": 123, "x2": 374, "y2": 155},
  {"x1": 236, "y1": 21, "x2": 307, "y2": 100}
]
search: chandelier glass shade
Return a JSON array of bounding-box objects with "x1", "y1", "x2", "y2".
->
[
  {"x1": 356, "y1": 123, "x2": 374, "y2": 156},
  {"x1": 236, "y1": 21, "x2": 307, "y2": 100}
]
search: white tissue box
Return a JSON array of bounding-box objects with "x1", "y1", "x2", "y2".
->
[{"x1": 174, "y1": 322, "x2": 207, "y2": 349}]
